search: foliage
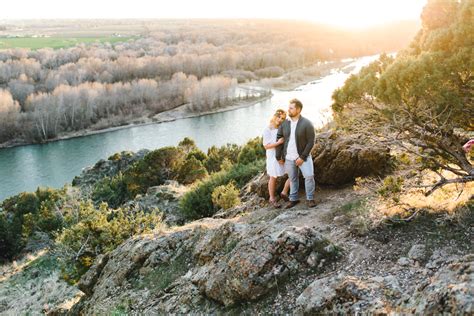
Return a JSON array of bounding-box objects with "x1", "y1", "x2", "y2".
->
[
  {"x1": 90, "y1": 139, "x2": 212, "y2": 207},
  {"x1": 0, "y1": 187, "x2": 65, "y2": 261},
  {"x1": 91, "y1": 173, "x2": 129, "y2": 209},
  {"x1": 180, "y1": 160, "x2": 264, "y2": 219},
  {"x1": 186, "y1": 149, "x2": 207, "y2": 162},
  {"x1": 237, "y1": 137, "x2": 266, "y2": 165},
  {"x1": 178, "y1": 137, "x2": 198, "y2": 154},
  {"x1": 211, "y1": 182, "x2": 241, "y2": 210},
  {"x1": 57, "y1": 201, "x2": 162, "y2": 282},
  {"x1": 332, "y1": 0, "x2": 473, "y2": 196},
  {"x1": 123, "y1": 146, "x2": 185, "y2": 197},
  {"x1": 177, "y1": 156, "x2": 208, "y2": 185},
  {"x1": 377, "y1": 176, "x2": 404, "y2": 202},
  {"x1": 205, "y1": 143, "x2": 241, "y2": 173}
]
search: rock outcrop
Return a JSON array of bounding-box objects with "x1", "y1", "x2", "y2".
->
[
  {"x1": 311, "y1": 131, "x2": 392, "y2": 185},
  {"x1": 297, "y1": 254, "x2": 474, "y2": 315},
  {"x1": 72, "y1": 213, "x2": 338, "y2": 314},
  {"x1": 125, "y1": 180, "x2": 188, "y2": 225},
  {"x1": 246, "y1": 131, "x2": 393, "y2": 200}
]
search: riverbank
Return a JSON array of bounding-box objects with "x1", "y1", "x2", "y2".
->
[
  {"x1": 0, "y1": 59, "x2": 356, "y2": 150},
  {"x1": 0, "y1": 94, "x2": 272, "y2": 150},
  {"x1": 247, "y1": 59, "x2": 353, "y2": 91}
]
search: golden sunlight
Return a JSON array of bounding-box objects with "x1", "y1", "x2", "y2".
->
[{"x1": 2, "y1": 0, "x2": 427, "y2": 29}]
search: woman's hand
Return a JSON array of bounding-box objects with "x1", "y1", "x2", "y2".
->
[{"x1": 277, "y1": 138, "x2": 284, "y2": 145}]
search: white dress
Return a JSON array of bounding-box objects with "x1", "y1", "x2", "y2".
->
[{"x1": 263, "y1": 126, "x2": 286, "y2": 177}]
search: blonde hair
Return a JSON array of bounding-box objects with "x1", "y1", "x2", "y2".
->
[{"x1": 270, "y1": 109, "x2": 286, "y2": 127}]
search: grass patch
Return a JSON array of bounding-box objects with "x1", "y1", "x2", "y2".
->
[
  {"x1": 25, "y1": 253, "x2": 58, "y2": 272},
  {"x1": 0, "y1": 36, "x2": 134, "y2": 50}
]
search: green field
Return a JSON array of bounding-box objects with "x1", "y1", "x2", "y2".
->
[{"x1": 0, "y1": 36, "x2": 134, "y2": 50}]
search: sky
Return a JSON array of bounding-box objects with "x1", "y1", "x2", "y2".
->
[{"x1": 1, "y1": 0, "x2": 427, "y2": 29}]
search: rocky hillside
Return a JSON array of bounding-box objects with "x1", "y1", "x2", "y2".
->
[
  {"x1": 68, "y1": 132, "x2": 472, "y2": 315},
  {"x1": 71, "y1": 184, "x2": 473, "y2": 314},
  {"x1": 0, "y1": 131, "x2": 472, "y2": 315}
]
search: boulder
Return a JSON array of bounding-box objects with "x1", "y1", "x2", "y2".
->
[
  {"x1": 311, "y1": 131, "x2": 392, "y2": 185},
  {"x1": 124, "y1": 180, "x2": 188, "y2": 225},
  {"x1": 243, "y1": 173, "x2": 289, "y2": 200},
  {"x1": 192, "y1": 225, "x2": 336, "y2": 306}
]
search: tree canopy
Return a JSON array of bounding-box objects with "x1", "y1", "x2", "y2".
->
[{"x1": 332, "y1": 0, "x2": 473, "y2": 195}]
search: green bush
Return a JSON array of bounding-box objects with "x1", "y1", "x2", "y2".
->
[
  {"x1": 178, "y1": 137, "x2": 198, "y2": 154},
  {"x1": 57, "y1": 201, "x2": 162, "y2": 282},
  {"x1": 186, "y1": 149, "x2": 207, "y2": 162},
  {"x1": 180, "y1": 160, "x2": 264, "y2": 219},
  {"x1": 237, "y1": 137, "x2": 265, "y2": 165},
  {"x1": 211, "y1": 182, "x2": 241, "y2": 210},
  {"x1": 124, "y1": 146, "x2": 185, "y2": 197},
  {"x1": 177, "y1": 156, "x2": 208, "y2": 184},
  {"x1": 205, "y1": 143, "x2": 241, "y2": 173},
  {"x1": 92, "y1": 173, "x2": 129, "y2": 208},
  {"x1": 0, "y1": 213, "x2": 22, "y2": 262},
  {"x1": 0, "y1": 187, "x2": 66, "y2": 261}
]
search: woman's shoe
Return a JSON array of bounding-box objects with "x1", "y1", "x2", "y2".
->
[{"x1": 269, "y1": 199, "x2": 281, "y2": 208}]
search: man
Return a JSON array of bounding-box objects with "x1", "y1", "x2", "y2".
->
[{"x1": 276, "y1": 98, "x2": 317, "y2": 208}]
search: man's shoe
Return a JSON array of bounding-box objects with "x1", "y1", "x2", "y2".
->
[
  {"x1": 306, "y1": 199, "x2": 319, "y2": 208},
  {"x1": 284, "y1": 200, "x2": 300, "y2": 209},
  {"x1": 306, "y1": 200, "x2": 317, "y2": 208}
]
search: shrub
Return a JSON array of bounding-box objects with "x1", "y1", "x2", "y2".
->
[
  {"x1": 205, "y1": 143, "x2": 241, "y2": 173},
  {"x1": 177, "y1": 156, "x2": 208, "y2": 184},
  {"x1": 211, "y1": 182, "x2": 241, "y2": 210},
  {"x1": 57, "y1": 201, "x2": 162, "y2": 282},
  {"x1": 237, "y1": 137, "x2": 265, "y2": 165},
  {"x1": 254, "y1": 66, "x2": 285, "y2": 78},
  {"x1": 186, "y1": 149, "x2": 207, "y2": 162},
  {"x1": 377, "y1": 176, "x2": 404, "y2": 202},
  {"x1": 178, "y1": 137, "x2": 198, "y2": 154},
  {"x1": 123, "y1": 146, "x2": 185, "y2": 197},
  {"x1": 180, "y1": 160, "x2": 264, "y2": 219},
  {"x1": 91, "y1": 173, "x2": 129, "y2": 208},
  {"x1": 0, "y1": 213, "x2": 22, "y2": 261}
]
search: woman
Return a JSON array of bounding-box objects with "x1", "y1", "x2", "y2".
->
[{"x1": 263, "y1": 109, "x2": 290, "y2": 207}]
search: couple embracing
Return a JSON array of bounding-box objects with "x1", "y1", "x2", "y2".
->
[{"x1": 263, "y1": 98, "x2": 317, "y2": 209}]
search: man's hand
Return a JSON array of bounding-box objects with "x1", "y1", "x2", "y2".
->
[
  {"x1": 295, "y1": 158, "x2": 304, "y2": 167},
  {"x1": 278, "y1": 159, "x2": 285, "y2": 165}
]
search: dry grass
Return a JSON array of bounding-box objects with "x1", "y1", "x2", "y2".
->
[
  {"x1": 379, "y1": 169, "x2": 473, "y2": 219},
  {"x1": 0, "y1": 251, "x2": 83, "y2": 315}
]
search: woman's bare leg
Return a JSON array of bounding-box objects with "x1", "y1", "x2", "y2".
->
[{"x1": 268, "y1": 176, "x2": 277, "y2": 202}]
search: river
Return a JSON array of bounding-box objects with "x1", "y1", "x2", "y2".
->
[{"x1": 0, "y1": 55, "x2": 379, "y2": 201}]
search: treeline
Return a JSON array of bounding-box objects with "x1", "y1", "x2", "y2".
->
[
  {"x1": 0, "y1": 73, "x2": 238, "y2": 143},
  {"x1": 0, "y1": 20, "x2": 418, "y2": 145}
]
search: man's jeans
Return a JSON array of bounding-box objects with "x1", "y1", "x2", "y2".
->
[{"x1": 284, "y1": 156, "x2": 315, "y2": 201}]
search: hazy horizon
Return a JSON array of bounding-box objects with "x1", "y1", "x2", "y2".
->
[{"x1": 1, "y1": 0, "x2": 426, "y2": 29}]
